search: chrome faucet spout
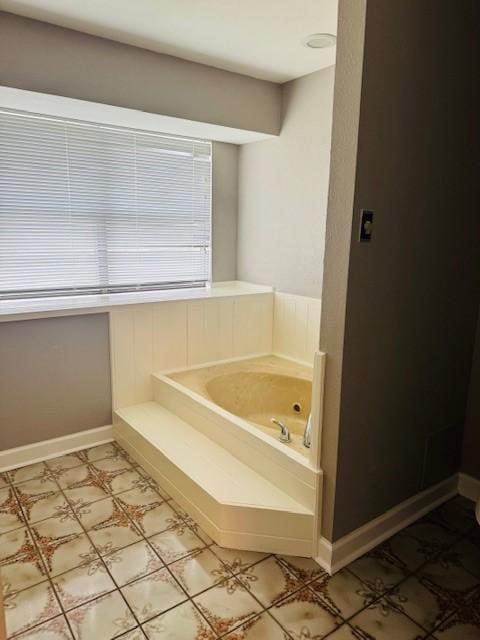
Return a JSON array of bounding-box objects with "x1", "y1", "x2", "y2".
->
[
  {"x1": 303, "y1": 413, "x2": 313, "y2": 448},
  {"x1": 271, "y1": 418, "x2": 291, "y2": 443}
]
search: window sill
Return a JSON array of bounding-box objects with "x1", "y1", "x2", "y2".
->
[{"x1": 0, "y1": 281, "x2": 273, "y2": 322}]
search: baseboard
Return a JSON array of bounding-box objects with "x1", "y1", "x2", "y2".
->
[
  {"x1": 458, "y1": 472, "x2": 480, "y2": 502},
  {"x1": 0, "y1": 424, "x2": 113, "y2": 472},
  {"x1": 316, "y1": 474, "x2": 458, "y2": 574}
]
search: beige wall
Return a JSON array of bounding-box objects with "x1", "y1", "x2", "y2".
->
[
  {"x1": 0, "y1": 11, "x2": 281, "y2": 136},
  {"x1": 463, "y1": 313, "x2": 480, "y2": 481},
  {"x1": 237, "y1": 67, "x2": 335, "y2": 298},
  {"x1": 0, "y1": 314, "x2": 112, "y2": 449},
  {"x1": 321, "y1": 0, "x2": 480, "y2": 541}
]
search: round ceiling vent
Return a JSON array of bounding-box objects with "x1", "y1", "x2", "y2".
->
[{"x1": 304, "y1": 33, "x2": 336, "y2": 49}]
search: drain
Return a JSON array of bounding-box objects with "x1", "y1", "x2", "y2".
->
[{"x1": 292, "y1": 402, "x2": 302, "y2": 413}]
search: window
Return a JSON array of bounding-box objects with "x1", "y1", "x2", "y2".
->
[{"x1": 0, "y1": 109, "x2": 212, "y2": 299}]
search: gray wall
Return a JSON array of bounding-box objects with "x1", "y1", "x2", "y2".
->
[
  {"x1": 463, "y1": 314, "x2": 480, "y2": 481},
  {"x1": 318, "y1": 0, "x2": 368, "y2": 542},
  {"x1": 0, "y1": 11, "x2": 281, "y2": 136},
  {"x1": 237, "y1": 68, "x2": 335, "y2": 297},
  {"x1": 0, "y1": 314, "x2": 112, "y2": 449},
  {"x1": 212, "y1": 142, "x2": 238, "y2": 282},
  {"x1": 321, "y1": 0, "x2": 480, "y2": 541}
]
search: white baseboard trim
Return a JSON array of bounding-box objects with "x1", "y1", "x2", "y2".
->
[
  {"x1": 315, "y1": 474, "x2": 458, "y2": 575},
  {"x1": 0, "y1": 424, "x2": 113, "y2": 472},
  {"x1": 458, "y1": 472, "x2": 480, "y2": 502}
]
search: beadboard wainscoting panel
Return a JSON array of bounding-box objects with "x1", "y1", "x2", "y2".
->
[
  {"x1": 273, "y1": 292, "x2": 321, "y2": 365},
  {"x1": 109, "y1": 307, "x2": 137, "y2": 410},
  {"x1": 232, "y1": 294, "x2": 273, "y2": 357},
  {"x1": 132, "y1": 304, "x2": 155, "y2": 404},
  {"x1": 153, "y1": 301, "x2": 188, "y2": 372},
  {"x1": 187, "y1": 297, "x2": 235, "y2": 366},
  {"x1": 110, "y1": 292, "x2": 274, "y2": 409}
]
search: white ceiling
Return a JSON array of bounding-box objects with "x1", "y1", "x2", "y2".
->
[{"x1": 0, "y1": 0, "x2": 338, "y2": 83}]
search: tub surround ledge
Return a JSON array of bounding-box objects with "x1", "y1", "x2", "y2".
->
[{"x1": 0, "y1": 281, "x2": 273, "y2": 322}]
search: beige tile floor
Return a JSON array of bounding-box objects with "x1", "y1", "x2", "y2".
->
[{"x1": 1, "y1": 441, "x2": 479, "y2": 639}]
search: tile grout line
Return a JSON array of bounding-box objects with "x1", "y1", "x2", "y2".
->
[
  {"x1": 97, "y1": 462, "x2": 225, "y2": 636},
  {"x1": 132, "y1": 530, "x2": 273, "y2": 636},
  {"x1": 342, "y1": 567, "x2": 434, "y2": 634},
  {"x1": 214, "y1": 558, "x2": 316, "y2": 639},
  {"x1": 266, "y1": 583, "x2": 343, "y2": 640},
  {"x1": 4, "y1": 457, "x2": 478, "y2": 640},
  {"x1": 90, "y1": 474, "x2": 211, "y2": 634},
  {"x1": 46, "y1": 450, "x2": 150, "y2": 636},
  {"x1": 339, "y1": 504, "x2": 480, "y2": 637},
  {"x1": 109, "y1": 462, "x2": 300, "y2": 638},
  {"x1": 55, "y1": 447, "x2": 178, "y2": 637},
  {"x1": 7, "y1": 462, "x2": 77, "y2": 640},
  {"x1": 165, "y1": 548, "x2": 277, "y2": 638},
  {"x1": 42, "y1": 456, "x2": 124, "y2": 640},
  {"x1": 6, "y1": 447, "x2": 148, "y2": 638},
  {"x1": 203, "y1": 575, "x2": 266, "y2": 640},
  {"x1": 274, "y1": 508, "x2": 475, "y2": 640},
  {"x1": 40, "y1": 466, "x2": 425, "y2": 640},
  {"x1": 49, "y1": 445, "x2": 220, "y2": 637},
  {"x1": 3, "y1": 455, "x2": 320, "y2": 639},
  {"x1": 110, "y1": 482, "x2": 219, "y2": 615}
]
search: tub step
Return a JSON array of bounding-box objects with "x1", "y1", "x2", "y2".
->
[{"x1": 114, "y1": 402, "x2": 315, "y2": 556}]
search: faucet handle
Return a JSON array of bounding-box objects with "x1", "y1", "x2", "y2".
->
[{"x1": 271, "y1": 418, "x2": 291, "y2": 443}]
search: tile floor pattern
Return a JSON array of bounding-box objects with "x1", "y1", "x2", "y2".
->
[{"x1": 0, "y1": 443, "x2": 479, "y2": 639}]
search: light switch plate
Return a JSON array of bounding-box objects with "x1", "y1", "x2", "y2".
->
[{"x1": 359, "y1": 209, "x2": 374, "y2": 242}]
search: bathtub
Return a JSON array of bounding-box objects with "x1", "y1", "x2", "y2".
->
[
  {"x1": 118, "y1": 354, "x2": 320, "y2": 554},
  {"x1": 167, "y1": 355, "x2": 312, "y2": 456}
]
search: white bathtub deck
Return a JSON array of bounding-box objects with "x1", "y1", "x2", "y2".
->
[
  {"x1": 114, "y1": 401, "x2": 316, "y2": 556},
  {"x1": 117, "y1": 402, "x2": 309, "y2": 511}
]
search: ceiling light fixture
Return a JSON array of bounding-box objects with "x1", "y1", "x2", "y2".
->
[{"x1": 304, "y1": 33, "x2": 336, "y2": 49}]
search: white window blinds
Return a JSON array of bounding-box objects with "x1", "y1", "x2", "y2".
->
[{"x1": 0, "y1": 109, "x2": 212, "y2": 299}]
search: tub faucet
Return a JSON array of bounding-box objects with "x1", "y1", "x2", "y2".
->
[
  {"x1": 303, "y1": 413, "x2": 312, "y2": 448},
  {"x1": 271, "y1": 418, "x2": 291, "y2": 443}
]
